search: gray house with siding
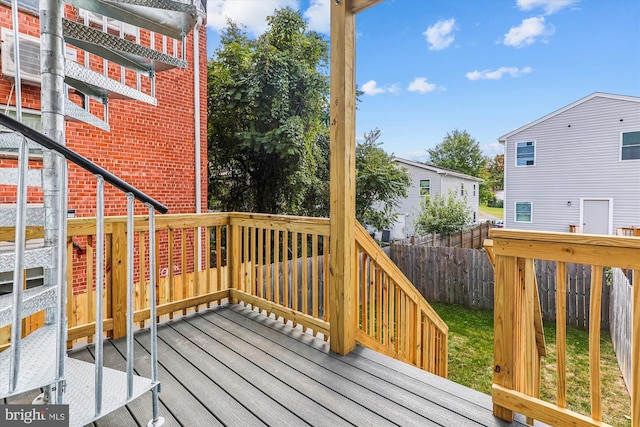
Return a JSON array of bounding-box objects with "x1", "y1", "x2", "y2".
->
[
  {"x1": 499, "y1": 92, "x2": 640, "y2": 234},
  {"x1": 391, "y1": 158, "x2": 482, "y2": 238}
]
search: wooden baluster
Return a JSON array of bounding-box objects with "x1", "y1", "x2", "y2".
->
[
  {"x1": 589, "y1": 265, "x2": 603, "y2": 422},
  {"x1": 283, "y1": 231, "x2": 289, "y2": 310},
  {"x1": 556, "y1": 261, "x2": 567, "y2": 408},
  {"x1": 181, "y1": 228, "x2": 187, "y2": 315},
  {"x1": 312, "y1": 234, "x2": 319, "y2": 335},
  {"x1": 168, "y1": 229, "x2": 174, "y2": 318},
  {"x1": 292, "y1": 232, "x2": 299, "y2": 327}
]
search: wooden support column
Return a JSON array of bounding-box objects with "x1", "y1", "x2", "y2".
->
[{"x1": 329, "y1": 0, "x2": 357, "y2": 355}]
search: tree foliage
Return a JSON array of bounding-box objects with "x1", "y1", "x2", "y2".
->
[
  {"x1": 486, "y1": 154, "x2": 504, "y2": 191},
  {"x1": 414, "y1": 190, "x2": 472, "y2": 235},
  {"x1": 355, "y1": 129, "x2": 410, "y2": 230},
  {"x1": 428, "y1": 129, "x2": 488, "y2": 177},
  {"x1": 207, "y1": 9, "x2": 329, "y2": 214}
]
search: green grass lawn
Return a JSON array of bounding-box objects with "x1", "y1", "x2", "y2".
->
[
  {"x1": 430, "y1": 301, "x2": 631, "y2": 426},
  {"x1": 479, "y1": 204, "x2": 504, "y2": 219}
]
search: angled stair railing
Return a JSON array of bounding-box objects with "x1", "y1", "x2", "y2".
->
[
  {"x1": 354, "y1": 222, "x2": 448, "y2": 377},
  {"x1": 0, "y1": 112, "x2": 167, "y2": 426}
]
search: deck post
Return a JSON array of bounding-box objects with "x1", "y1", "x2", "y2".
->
[
  {"x1": 329, "y1": 0, "x2": 357, "y2": 355},
  {"x1": 110, "y1": 221, "x2": 127, "y2": 339},
  {"x1": 492, "y1": 254, "x2": 517, "y2": 421}
]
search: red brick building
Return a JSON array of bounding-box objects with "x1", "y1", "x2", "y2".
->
[{"x1": 0, "y1": 2, "x2": 208, "y2": 218}]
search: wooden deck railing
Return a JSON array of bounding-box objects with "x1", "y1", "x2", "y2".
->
[
  {"x1": 355, "y1": 222, "x2": 448, "y2": 377},
  {"x1": 228, "y1": 213, "x2": 331, "y2": 337},
  {"x1": 1, "y1": 213, "x2": 447, "y2": 378},
  {"x1": 487, "y1": 229, "x2": 639, "y2": 427},
  {"x1": 617, "y1": 227, "x2": 640, "y2": 237}
]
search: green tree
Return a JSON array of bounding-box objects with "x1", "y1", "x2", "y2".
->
[
  {"x1": 207, "y1": 9, "x2": 329, "y2": 214},
  {"x1": 414, "y1": 190, "x2": 472, "y2": 235},
  {"x1": 486, "y1": 154, "x2": 504, "y2": 191},
  {"x1": 428, "y1": 129, "x2": 488, "y2": 177},
  {"x1": 355, "y1": 129, "x2": 410, "y2": 230}
]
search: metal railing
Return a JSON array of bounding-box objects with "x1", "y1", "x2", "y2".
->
[{"x1": 0, "y1": 111, "x2": 166, "y2": 425}]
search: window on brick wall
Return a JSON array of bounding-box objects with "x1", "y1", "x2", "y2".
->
[
  {"x1": 0, "y1": 0, "x2": 38, "y2": 13},
  {"x1": 0, "y1": 107, "x2": 43, "y2": 158}
]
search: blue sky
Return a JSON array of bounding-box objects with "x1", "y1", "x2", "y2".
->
[{"x1": 205, "y1": 0, "x2": 640, "y2": 161}]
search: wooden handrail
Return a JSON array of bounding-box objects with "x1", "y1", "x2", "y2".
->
[
  {"x1": 490, "y1": 228, "x2": 639, "y2": 427},
  {"x1": 354, "y1": 222, "x2": 448, "y2": 377}
]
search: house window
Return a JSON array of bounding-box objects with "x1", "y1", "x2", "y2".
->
[
  {"x1": 515, "y1": 202, "x2": 532, "y2": 223},
  {"x1": 0, "y1": 0, "x2": 38, "y2": 13},
  {"x1": 621, "y1": 131, "x2": 640, "y2": 160},
  {"x1": 473, "y1": 211, "x2": 476, "y2": 222},
  {"x1": 473, "y1": 184, "x2": 476, "y2": 196},
  {"x1": 516, "y1": 141, "x2": 535, "y2": 166},
  {"x1": 0, "y1": 108, "x2": 42, "y2": 157},
  {"x1": 419, "y1": 180, "x2": 430, "y2": 197},
  {"x1": 460, "y1": 182, "x2": 465, "y2": 196}
]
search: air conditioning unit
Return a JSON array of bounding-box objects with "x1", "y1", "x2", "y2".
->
[{"x1": 1, "y1": 28, "x2": 77, "y2": 86}]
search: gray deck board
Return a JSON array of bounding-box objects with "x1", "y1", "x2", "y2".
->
[{"x1": 5, "y1": 302, "x2": 538, "y2": 426}]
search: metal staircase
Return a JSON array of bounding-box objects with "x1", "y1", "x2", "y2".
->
[{"x1": 0, "y1": 0, "x2": 202, "y2": 425}]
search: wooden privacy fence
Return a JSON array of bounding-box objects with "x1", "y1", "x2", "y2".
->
[
  {"x1": 390, "y1": 244, "x2": 611, "y2": 329},
  {"x1": 487, "y1": 229, "x2": 639, "y2": 427},
  {"x1": 396, "y1": 221, "x2": 493, "y2": 249},
  {"x1": 609, "y1": 268, "x2": 632, "y2": 394}
]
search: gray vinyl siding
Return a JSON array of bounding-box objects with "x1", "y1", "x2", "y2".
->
[
  {"x1": 504, "y1": 96, "x2": 640, "y2": 232},
  {"x1": 394, "y1": 162, "x2": 480, "y2": 236}
]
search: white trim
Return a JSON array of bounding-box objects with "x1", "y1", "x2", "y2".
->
[
  {"x1": 498, "y1": 92, "x2": 640, "y2": 143},
  {"x1": 393, "y1": 157, "x2": 483, "y2": 182},
  {"x1": 579, "y1": 198, "x2": 614, "y2": 235},
  {"x1": 515, "y1": 140, "x2": 536, "y2": 167},
  {"x1": 514, "y1": 201, "x2": 533, "y2": 223},
  {"x1": 620, "y1": 130, "x2": 640, "y2": 161}
]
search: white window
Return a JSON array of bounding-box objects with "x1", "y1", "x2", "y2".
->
[
  {"x1": 473, "y1": 184, "x2": 476, "y2": 196},
  {"x1": 516, "y1": 141, "x2": 535, "y2": 166},
  {"x1": 515, "y1": 202, "x2": 532, "y2": 223},
  {"x1": 460, "y1": 182, "x2": 465, "y2": 196},
  {"x1": 419, "y1": 179, "x2": 430, "y2": 197},
  {"x1": 621, "y1": 131, "x2": 640, "y2": 161},
  {"x1": 0, "y1": 108, "x2": 42, "y2": 158}
]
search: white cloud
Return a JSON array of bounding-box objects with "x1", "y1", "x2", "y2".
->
[
  {"x1": 516, "y1": 0, "x2": 580, "y2": 15},
  {"x1": 423, "y1": 18, "x2": 456, "y2": 51},
  {"x1": 503, "y1": 16, "x2": 554, "y2": 48},
  {"x1": 361, "y1": 80, "x2": 399, "y2": 96},
  {"x1": 407, "y1": 77, "x2": 437, "y2": 94},
  {"x1": 207, "y1": 0, "x2": 299, "y2": 35},
  {"x1": 398, "y1": 150, "x2": 429, "y2": 163},
  {"x1": 466, "y1": 66, "x2": 533, "y2": 80},
  {"x1": 304, "y1": 0, "x2": 330, "y2": 33}
]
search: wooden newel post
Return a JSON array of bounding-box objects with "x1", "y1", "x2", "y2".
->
[
  {"x1": 492, "y1": 254, "x2": 517, "y2": 421},
  {"x1": 110, "y1": 221, "x2": 127, "y2": 339}
]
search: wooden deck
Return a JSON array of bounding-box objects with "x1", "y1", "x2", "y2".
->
[{"x1": 9, "y1": 303, "x2": 533, "y2": 426}]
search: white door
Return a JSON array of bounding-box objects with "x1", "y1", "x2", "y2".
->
[
  {"x1": 582, "y1": 199, "x2": 611, "y2": 234},
  {"x1": 392, "y1": 214, "x2": 406, "y2": 240}
]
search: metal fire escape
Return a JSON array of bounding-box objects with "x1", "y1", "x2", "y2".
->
[{"x1": 0, "y1": 0, "x2": 202, "y2": 425}]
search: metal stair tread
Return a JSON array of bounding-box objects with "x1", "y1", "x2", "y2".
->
[
  {"x1": 64, "y1": 99, "x2": 111, "y2": 132},
  {"x1": 65, "y1": 357, "x2": 155, "y2": 427},
  {"x1": 0, "y1": 168, "x2": 43, "y2": 187},
  {"x1": 0, "y1": 286, "x2": 57, "y2": 328},
  {"x1": 65, "y1": 61, "x2": 157, "y2": 105},
  {"x1": 0, "y1": 246, "x2": 53, "y2": 273},
  {"x1": 63, "y1": 19, "x2": 187, "y2": 75},
  {"x1": 0, "y1": 132, "x2": 41, "y2": 150},
  {"x1": 0, "y1": 323, "x2": 58, "y2": 398},
  {"x1": 0, "y1": 205, "x2": 45, "y2": 227},
  {"x1": 65, "y1": 0, "x2": 199, "y2": 40}
]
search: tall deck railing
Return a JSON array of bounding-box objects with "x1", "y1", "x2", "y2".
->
[
  {"x1": 487, "y1": 229, "x2": 639, "y2": 427},
  {"x1": 355, "y1": 223, "x2": 448, "y2": 376},
  {"x1": 2, "y1": 213, "x2": 448, "y2": 377}
]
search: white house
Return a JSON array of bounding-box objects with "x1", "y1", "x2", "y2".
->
[
  {"x1": 499, "y1": 92, "x2": 640, "y2": 234},
  {"x1": 392, "y1": 158, "x2": 482, "y2": 238}
]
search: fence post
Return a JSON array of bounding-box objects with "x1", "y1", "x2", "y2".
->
[{"x1": 110, "y1": 220, "x2": 127, "y2": 339}]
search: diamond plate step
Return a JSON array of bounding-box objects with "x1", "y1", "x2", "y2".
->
[
  {"x1": 63, "y1": 19, "x2": 187, "y2": 74},
  {"x1": 66, "y1": 357, "x2": 155, "y2": 427},
  {"x1": 0, "y1": 168, "x2": 43, "y2": 187},
  {"x1": 0, "y1": 286, "x2": 57, "y2": 328},
  {"x1": 0, "y1": 132, "x2": 41, "y2": 150},
  {"x1": 65, "y1": 61, "x2": 157, "y2": 105},
  {"x1": 64, "y1": 99, "x2": 111, "y2": 132},
  {"x1": 66, "y1": 0, "x2": 199, "y2": 40},
  {"x1": 0, "y1": 206, "x2": 45, "y2": 227},
  {"x1": 0, "y1": 246, "x2": 53, "y2": 273},
  {"x1": 0, "y1": 323, "x2": 58, "y2": 399}
]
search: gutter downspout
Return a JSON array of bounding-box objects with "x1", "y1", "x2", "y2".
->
[{"x1": 194, "y1": 16, "x2": 203, "y2": 269}]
